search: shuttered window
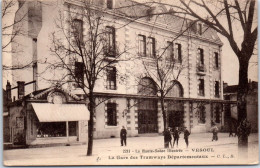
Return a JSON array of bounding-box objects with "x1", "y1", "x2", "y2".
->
[
  {"x1": 105, "y1": 26, "x2": 116, "y2": 57},
  {"x1": 75, "y1": 62, "x2": 84, "y2": 87},
  {"x1": 106, "y1": 67, "x2": 116, "y2": 90},
  {"x1": 107, "y1": 103, "x2": 117, "y2": 126}
]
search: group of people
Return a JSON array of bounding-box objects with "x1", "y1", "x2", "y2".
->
[
  {"x1": 164, "y1": 127, "x2": 190, "y2": 148},
  {"x1": 121, "y1": 124, "x2": 221, "y2": 148}
]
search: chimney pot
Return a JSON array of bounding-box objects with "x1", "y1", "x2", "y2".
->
[
  {"x1": 6, "y1": 80, "x2": 12, "y2": 103},
  {"x1": 17, "y1": 81, "x2": 25, "y2": 99}
]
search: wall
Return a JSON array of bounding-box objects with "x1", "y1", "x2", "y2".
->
[
  {"x1": 94, "y1": 98, "x2": 127, "y2": 139},
  {"x1": 9, "y1": 105, "x2": 25, "y2": 144},
  {"x1": 12, "y1": 0, "x2": 66, "y2": 96},
  {"x1": 25, "y1": 103, "x2": 37, "y2": 144}
]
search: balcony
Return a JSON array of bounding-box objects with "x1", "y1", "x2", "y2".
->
[{"x1": 197, "y1": 64, "x2": 207, "y2": 75}]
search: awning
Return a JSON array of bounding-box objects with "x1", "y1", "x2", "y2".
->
[{"x1": 31, "y1": 103, "x2": 89, "y2": 122}]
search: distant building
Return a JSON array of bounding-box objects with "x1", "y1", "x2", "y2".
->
[{"x1": 223, "y1": 81, "x2": 258, "y2": 132}]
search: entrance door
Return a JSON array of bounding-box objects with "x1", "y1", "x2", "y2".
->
[
  {"x1": 167, "y1": 101, "x2": 184, "y2": 128},
  {"x1": 168, "y1": 110, "x2": 183, "y2": 128},
  {"x1": 138, "y1": 99, "x2": 158, "y2": 133}
]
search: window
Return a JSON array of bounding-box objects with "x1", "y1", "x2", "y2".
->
[
  {"x1": 138, "y1": 35, "x2": 146, "y2": 56},
  {"x1": 105, "y1": 26, "x2": 116, "y2": 57},
  {"x1": 75, "y1": 62, "x2": 84, "y2": 87},
  {"x1": 107, "y1": 0, "x2": 113, "y2": 9},
  {"x1": 198, "y1": 79, "x2": 205, "y2": 96},
  {"x1": 72, "y1": 19, "x2": 83, "y2": 44},
  {"x1": 167, "y1": 82, "x2": 183, "y2": 97},
  {"x1": 106, "y1": 67, "x2": 116, "y2": 90},
  {"x1": 138, "y1": 77, "x2": 157, "y2": 95},
  {"x1": 215, "y1": 81, "x2": 220, "y2": 97},
  {"x1": 198, "y1": 23, "x2": 202, "y2": 35},
  {"x1": 107, "y1": 103, "x2": 117, "y2": 126},
  {"x1": 176, "y1": 43, "x2": 182, "y2": 62},
  {"x1": 214, "y1": 52, "x2": 219, "y2": 68},
  {"x1": 198, "y1": 105, "x2": 206, "y2": 123},
  {"x1": 147, "y1": 37, "x2": 156, "y2": 58},
  {"x1": 215, "y1": 105, "x2": 220, "y2": 123},
  {"x1": 198, "y1": 48, "x2": 204, "y2": 65},
  {"x1": 166, "y1": 41, "x2": 174, "y2": 61}
]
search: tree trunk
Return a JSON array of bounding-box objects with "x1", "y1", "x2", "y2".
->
[
  {"x1": 160, "y1": 95, "x2": 168, "y2": 148},
  {"x1": 87, "y1": 91, "x2": 95, "y2": 156},
  {"x1": 160, "y1": 95, "x2": 167, "y2": 131},
  {"x1": 237, "y1": 57, "x2": 249, "y2": 149}
]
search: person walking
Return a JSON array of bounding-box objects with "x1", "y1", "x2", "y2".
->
[
  {"x1": 120, "y1": 126, "x2": 127, "y2": 146},
  {"x1": 172, "y1": 127, "x2": 181, "y2": 148},
  {"x1": 211, "y1": 124, "x2": 219, "y2": 141},
  {"x1": 163, "y1": 127, "x2": 172, "y2": 148},
  {"x1": 183, "y1": 127, "x2": 190, "y2": 148}
]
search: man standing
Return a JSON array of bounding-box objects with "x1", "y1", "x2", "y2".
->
[
  {"x1": 120, "y1": 126, "x2": 127, "y2": 146},
  {"x1": 173, "y1": 127, "x2": 181, "y2": 148},
  {"x1": 164, "y1": 127, "x2": 172, "y2": 148},
  {"x1": 211, "y1": 124, "x2": 219, "y2": 141},
  {"x1": 183, "y1": 127, "x2": 190, "y2": 148}
]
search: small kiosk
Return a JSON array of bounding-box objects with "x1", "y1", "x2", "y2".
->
[{"x1": 9, "y1": 86, "x2": 89, "y2": 146}]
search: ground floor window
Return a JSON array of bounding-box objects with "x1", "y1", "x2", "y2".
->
[
  {"x1": 215, "y1": 105, "x2": 221, "y2": 123},
  {"x1": 198, "y1": 105, "x2": 206, "y2": 124},
  {"x1": 107, "y1": 103, "x2": 117, "y2": 126},
  {"x1": 37, "y1": 121, "x2": 77, "y2": 137}
]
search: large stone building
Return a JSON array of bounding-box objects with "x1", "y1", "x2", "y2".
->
[{"x1": 8, "y1": 0, "x2": 233, "y2": 145}]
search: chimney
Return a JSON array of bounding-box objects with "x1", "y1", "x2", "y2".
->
[
  {"x1": 6, "y1": 80, "x2": 11, "y2": 103},
  {"x1": 17, "y1": 81, "x2": 25, "y2": 99}
]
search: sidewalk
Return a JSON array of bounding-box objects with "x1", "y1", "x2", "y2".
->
[{"x1": 3, "y1": 133, "x2": 259, "y2": 166}]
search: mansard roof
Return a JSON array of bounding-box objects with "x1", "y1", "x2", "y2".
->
[
  {"x1": 113, "y1": 0, "x2": 222, "y2": 45},
  {"x1": 65, "y1": 0, "x2": 222, "y2": 45}
]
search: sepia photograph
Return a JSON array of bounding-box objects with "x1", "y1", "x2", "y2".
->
[{"x1": 2, "y1": 0, "x2": 258, "y2": 166}]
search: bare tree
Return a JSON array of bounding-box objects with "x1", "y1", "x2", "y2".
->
[{"x1": 49, "y1": 2, "x2": 128, "y2": 156}]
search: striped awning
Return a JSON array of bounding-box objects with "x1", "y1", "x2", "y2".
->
[{"x1": 31, "y1": 103, "x2": 89, "y2": 122}]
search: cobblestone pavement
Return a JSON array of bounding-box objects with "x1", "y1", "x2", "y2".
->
[{"x1": 3, "y1": 133, "x2": 259, "y2": 166}]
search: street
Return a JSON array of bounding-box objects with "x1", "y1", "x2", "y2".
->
[{"x1": 3, "y1": 133, "x2": 259, "y2": 166}]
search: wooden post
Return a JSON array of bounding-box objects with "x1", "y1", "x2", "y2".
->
[{"x1": 66, "y1": 121, "x2": 70, "y2": 146}]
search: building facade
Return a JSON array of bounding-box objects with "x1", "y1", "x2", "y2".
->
[
  {"x1": 223, "y1": 81, "x2": 258, "y2": 133},
  {"x1": 9, "y1": 0, "x2": 230, "y2": 143}
]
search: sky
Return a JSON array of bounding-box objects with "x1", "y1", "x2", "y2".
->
[
  {"x1": 1, "y1": 0, "x2": 258, "y2": 87},
  {"x1": 221, "y1": 35, "x2": 258, "y2": 85}
]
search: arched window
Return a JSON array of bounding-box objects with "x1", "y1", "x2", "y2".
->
[
  {"x1": 138, "y1": 77, "x2": 157, "y2": 96},
  {"x1": 167, "y1": 81, "x2": 183, "y2": 97}
]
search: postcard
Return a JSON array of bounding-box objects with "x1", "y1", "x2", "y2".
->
[{"x1": 2, "y1": 0, "x2": 258, "y2": 166}]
